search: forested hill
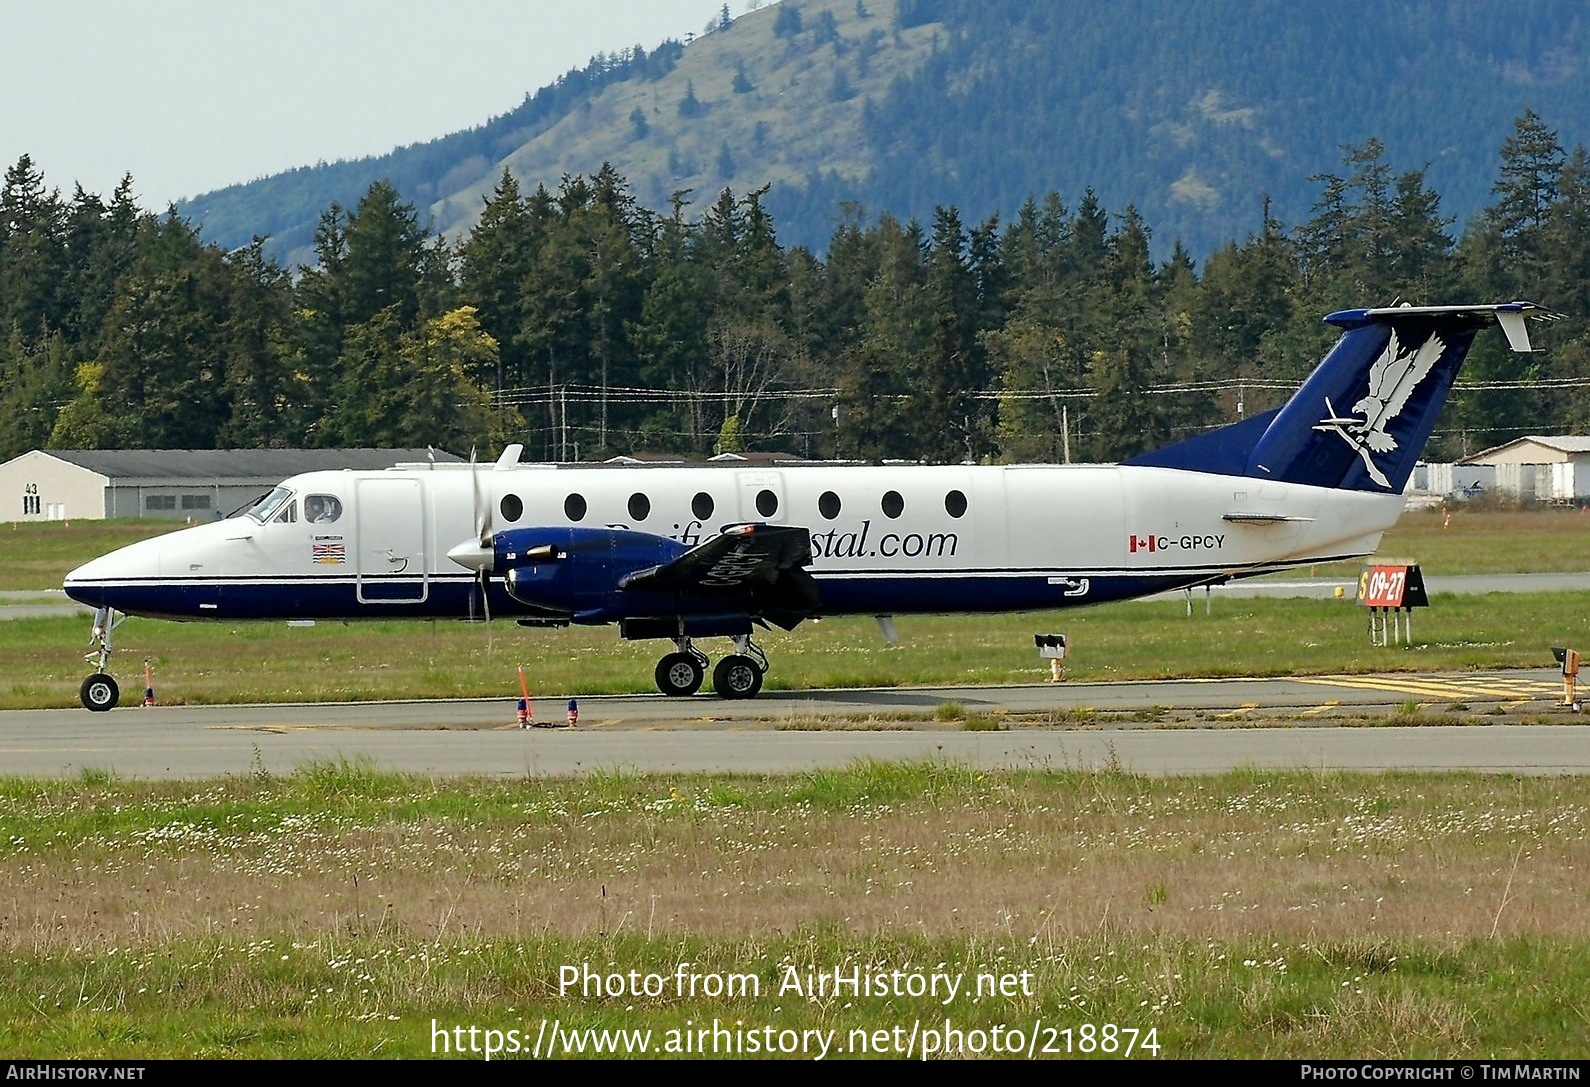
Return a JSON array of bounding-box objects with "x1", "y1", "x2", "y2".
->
[{"x1": 178, "y1": 0, "x2": 1590, "y2": 263}]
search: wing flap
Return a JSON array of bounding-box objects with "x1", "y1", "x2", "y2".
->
[{"x1": 619, "y1": 524, "x2": 819, "y2": 610}]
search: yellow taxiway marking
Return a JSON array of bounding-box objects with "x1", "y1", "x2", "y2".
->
[
  {"x1": 209, "y1": 724, "x2": 341, "y2": 732},
  {"x1": 1214, "y1": 701, "x2": 1260, "y2": 720},
  {"x1": 1300, "y1": 700, "x2": 1341, "y2": 718},
  {"x1": 1295, "y1": 675, "x2": 1558, "y2": 701}
]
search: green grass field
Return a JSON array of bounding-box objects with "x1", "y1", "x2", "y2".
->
[
  {"x1": 4, "y1": 591, "x2": 1590, "y2": 710},
  {"x1": 1305, "y1": 504, "x2": 1590, "y2": 575}
]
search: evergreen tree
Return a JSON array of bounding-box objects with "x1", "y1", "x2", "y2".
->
[
  {"x1": 60, "y1": 176, "x2": 141, "y2": 354},
  {"x1": 773, "y1": 3, "x2": 803, "y2": 38},
  {"x1": 339, "y1": 180, "x2": 434, "y2": 328},
  {"x1": 0, "y1": 155, "x2": 66, "y2": 336},
  {"x1": 93, "y1": 214, "x2": 234, "y2": 448},
  {"x1": 459, "y1": 169, "x2": 538, "y2": 394},
  {"x1": 678, "y1": 80, "x2": 703, "y2": 119},
  {"x1": 630, "y1": 192, "x2": 714, "y2": 451},
  {"x1": 217, "y1": 239, "x2": 297, "y2": 447},
  {"x1": 834, "y1": 215, "x2": 930, "y2": 459},
  {"x1": 0, "y1": 329, "x2": 72, "y2": 458},
  {"x1": 920, "y1": 205, "x2": 987, "y2": 461},
  {"x1": 1484, "y1": 109, "x2": 1566, "y2": 267}
]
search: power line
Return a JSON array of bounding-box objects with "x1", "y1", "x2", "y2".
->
[{"x1": 493, "y1": 373, "x2": 1590, "y2": 410}]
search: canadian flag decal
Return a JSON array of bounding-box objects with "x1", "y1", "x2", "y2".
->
[{"x1": 1128, "y1": 534, "x2": 1158, "y2": 553}]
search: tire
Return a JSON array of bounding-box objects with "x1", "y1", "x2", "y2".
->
[
  {"x1": 80, "y1": 673, "x2": 119, "y2": 712},
  {"x1": 655, "y1": 653, "x2": 704, "y2": 696},
  {"x1": 712, "y1": 655, "x2": 764, "y2": 699}
]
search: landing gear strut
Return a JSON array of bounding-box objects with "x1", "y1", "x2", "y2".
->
[
  {"x1": 80, "y1": 607, "x2": 124, "y2": 712},
  {"x1": 654, "y1": 637, "x2": 709, "y2": 696},
  {"x1": 650, "y1": 634, "x2": 769, "y2": 698},
  {"x1": 711, "y1": 634, "x2": 767, "y2": 700}
]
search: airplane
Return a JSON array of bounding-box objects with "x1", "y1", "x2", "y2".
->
[{"x1": 62, "y1": 301, "x2": 1559, "y2": 711}]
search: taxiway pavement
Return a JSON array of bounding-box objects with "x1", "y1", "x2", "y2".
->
[{"x1": 2, "y1": 670, "x2": 1585, "y2": 778}]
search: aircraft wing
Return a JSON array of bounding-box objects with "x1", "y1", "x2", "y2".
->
[{"x1": 618, "y1": 523, "x2": 820, "y2": 613}]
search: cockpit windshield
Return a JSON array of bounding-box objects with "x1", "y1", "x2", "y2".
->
[{"x1": 242, "y1": 486, "x2": 292, "y2": 523}]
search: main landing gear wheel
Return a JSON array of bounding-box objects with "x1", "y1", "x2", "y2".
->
[
  {"x1": 80, "y1": 673, "x2": 119, "y2": 712},
  {"x1": 655, "y1": 652, "x2": 705, "y2": 696},
  {"x1": 712, "y1": 655, "x2": 764, "y2": 699}
]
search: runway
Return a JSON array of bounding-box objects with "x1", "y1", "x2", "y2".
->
[{"x1": 2, "y1": 669, "x2": 1586, "y2": 778}]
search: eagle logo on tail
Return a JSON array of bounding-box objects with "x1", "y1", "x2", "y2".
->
[{"x1": 1312, "y1": 329, "x2": 1446, "y2": 489}]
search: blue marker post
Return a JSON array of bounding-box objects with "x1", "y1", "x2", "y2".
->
[{"x1": 566, "y1": 699, "x2": 579, "y2": 727}]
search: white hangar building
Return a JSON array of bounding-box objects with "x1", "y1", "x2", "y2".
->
[
  {"x1": 1458, "y1": 435, "x2": 1590, "y2": 502},
  {"x1": 1, "y1": 449, "x2": 461, "y2": 522}
]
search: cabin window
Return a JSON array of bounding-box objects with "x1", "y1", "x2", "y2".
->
[
  {"x1": 500, "y1": 494, "x2": 523, "y2": 523},
  {"x1": 818, "y1": 491, "x2": 841, "y2": 519},
  {"x1": 692, "y1": 491, "x2": 715, "y2": 520},
  {"x1": 271, "y1": 500, "x2": 297, "y2": 524},
  {"x1": 945, "y1": 489, "x2": 968, "y2": 518},
  {"x1": 305, "y1": 494, "x2": 342, "y2": 524},
  {"x1": 564, "y1": 493, "x2": 587, "y2": 521},
  {"x1": 755, "y1": 488, "x2": 778, "y2": 517},
  {"x1": 628, "y1": 492, "x2": 651, "y2": 521},
  {"x1": 881, "y1": 490, "x2": 904, "y2": 518}
]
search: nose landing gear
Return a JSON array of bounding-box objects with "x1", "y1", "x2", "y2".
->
[{"x1": 79, "y1": 607, "x2": 124, "y2": 712}]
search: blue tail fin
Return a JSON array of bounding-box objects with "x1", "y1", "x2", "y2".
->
[{"x1": 1128, "y1": 302, "x2": 1561, "y2": 492}]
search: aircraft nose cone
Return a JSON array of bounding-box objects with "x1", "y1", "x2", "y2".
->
[
  {"x1": 447, "y1": 539, "x2": 493, "y2": 572},
  {"x1": 63, "y1": 548, "x2": 144, "y2": 606},
  {"x1": 63, "y1": 559, "x2": 103, "y2": 606}
]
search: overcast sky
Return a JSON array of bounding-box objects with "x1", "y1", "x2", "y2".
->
[{"x1": 1, "y1": 0, "x2": 740, "y2": 208}]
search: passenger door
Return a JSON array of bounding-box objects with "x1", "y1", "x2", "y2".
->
[{"x1": 355, "y1": 478, "x2": 428, "y2": 603}]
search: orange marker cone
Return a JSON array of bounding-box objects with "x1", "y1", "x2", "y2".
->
[
  {"x1": 142, "y1": 658, "x2": 155, "y2": 707},
  {"x1": 516, "y1": 663, "x2": 532, "y2": 728}
]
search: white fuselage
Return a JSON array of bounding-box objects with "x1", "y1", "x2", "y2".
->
[{"x1": 64, "y1": 460, "x2": 1401, "y2": 622}]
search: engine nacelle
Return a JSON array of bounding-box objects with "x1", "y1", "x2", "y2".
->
[{"x1": 497, "y1": 526, "x2": 687, "y2": 619}]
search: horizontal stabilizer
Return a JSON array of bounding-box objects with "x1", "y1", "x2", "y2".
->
[{"x1": 1322, "y1": 301, "x2": 1563, "y2": 344}]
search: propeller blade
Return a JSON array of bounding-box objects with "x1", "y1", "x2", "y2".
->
[
  {"x1": 448, "y1": 448, "x2": 495, "y2": 573},
  {"x1": 472, "y1": 448, "x2": 493, "y2": 549}
]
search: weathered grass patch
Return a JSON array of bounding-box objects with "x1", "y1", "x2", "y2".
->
[
  {"x1": 1, "y1": 762, "x2": 1586, "y2": 1057},
  {"x1": 3, "y1": 933, "x2": 1586, "y2": 1058}
]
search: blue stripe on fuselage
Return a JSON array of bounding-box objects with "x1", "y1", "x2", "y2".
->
[{"x1": 63, "y1": 563, "x2": 1326, "y2": 623}]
